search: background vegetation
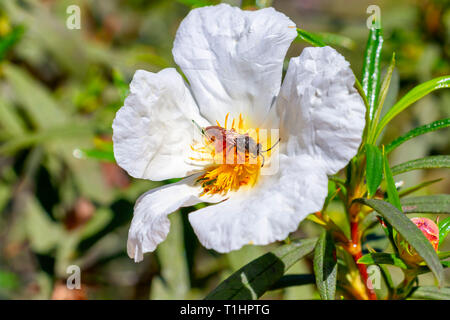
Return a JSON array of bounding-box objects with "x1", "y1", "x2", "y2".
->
[{"x1": 0, "y1": 0, "x2": 448, "y2": 299}]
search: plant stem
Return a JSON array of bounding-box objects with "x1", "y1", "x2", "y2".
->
[
  {"x1": 344, "y1": 164, "x2": 377, "y2": 300},
  {"x1": 349, "y1": 222, "x2": 378, "y2": 300},
  {"x1": 392, "y1": 269, "x2": 418, "y2": 299}
]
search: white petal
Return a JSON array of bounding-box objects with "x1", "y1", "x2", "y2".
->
[
  {"x1": 127, "y1": 174, "x2": 223, "y2": 262},
  {"x1": 188, "y1": 155, "x2": 328, "y2": 253},
  {"x1": 172, "y1": 4, "x2": 297, "y2": 127},
  {"x1": 277, "y1": 46, "x2": 366, "y2": 175},
  {"x1": 112, "y1": 68, "x2": 209, "y2": 181}
]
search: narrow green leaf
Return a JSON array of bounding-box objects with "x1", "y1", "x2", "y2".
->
[
  {"x1": 417, "y1": 261, "x2": 450, "y2": 275},
  {"x1": 360, "y1": 211, "x2": 379, "y2": 233},
  {"x1": 374, "y1": 76, "x2": 450, "y2": 141},
  {"x1": 315, "y1": 32, "x2": 356, "y2": 50},
  {"x1": 358, "y1": 252, "x2": 408, "y2": 269},
  {"x1": 401, "y1": 195, "x2": 450, "y2": 214},
  {"x1": 76, "y1": 148, "x2": 115, "y2": 163},
  {"x1": 379, "y1": 68, "x2": 400, "y2": 123},
  {"x1": 314, "y1": 231, "x2": 337, "y2": 300},
  {"x1": 0, "y1": 96, "x2": 27, "y2": 136},
  {"x1": 379, "y1": 264, "x2": 395, "y2": 291},
  {"x1": 365, "y1": 144, "x2": 383, "y2": 197},
  {"x1": 391, "y1": 155, "x2": 450, "y2": 176},
  {"x1": 362, "y1": 26, "x2": 383, "y2": 119},
  {"x1": 438, "y1": 251, "x2": 450, "y2": 259},
  {"x1": 354, "y1": 198, "x2": 444, "y2": 285},
  {"x1": 438, "y1": 216, "x2": 450, "y2": 246},
  {"x1": 3, "y1": 64, "x2": 68, "y2": 129},
  {"x1": 295, "y1": 29, "x2": 356, "y2": 50},
  {"x1": 112, "y1": 69, "x2": 129, "y2": 104},
  {"x1": 369, "y1": 53, "x2": 395, "y2": 144},
  {"x1": 0, "y1": 270, "x2": 20, "y2": 290},
  {"x1": 383, "y1": 150, "x2": 401, "y2": 210},
  {"x1": 355, "y1": 77, "x2": 371, "y2": 115},
  {"x1": 176, "y1": 0, "x2": 217, "y2": 8},
  {"x1": 241, "y1": 0, "x2": 272, "y2": 9},
  {"x1": 385, "y1": 118, "x2": 450, "y2": 153},
  {"x1": 0, "y1": 124, "x2": 92, "y2": 155},
  {"x1": 296, "y1": 29, "x2": 326, "y2": 47},
  {"x1": 410, "y1": 286, "x2": 450, "y2": 300},
  {"x1": 205, "y1": 238, "x2": 317, "y2": 300},
  {"x1": 0, "y1": 25, "x2": 24, "y2": 60},
  {"x1": 269, "y1": 274, "x2": 315, "y2": 291},
  {"x1": 398, "y1": 179, "x2": 443, "y2": 197}
]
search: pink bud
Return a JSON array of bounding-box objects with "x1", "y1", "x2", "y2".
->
[{"x1": 395, "y1": 217, "x2": 439, "y2": 265}]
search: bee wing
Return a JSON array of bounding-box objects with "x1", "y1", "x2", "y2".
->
[{"x1": 214, "y1": 133, "x2": 235, "y2": 154}]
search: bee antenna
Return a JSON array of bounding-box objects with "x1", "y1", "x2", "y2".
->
[
  {"x1": 260, "y1": 138, "x2": 281, "y2": 153},
  {"x1": 192, "y1": 120, "x2": 205, "y2": 135}
]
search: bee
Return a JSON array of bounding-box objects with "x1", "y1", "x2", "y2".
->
[{"x1": 192, "y1": 120, "x2": 279, "y2": 167}]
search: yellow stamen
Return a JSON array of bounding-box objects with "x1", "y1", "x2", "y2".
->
[
  {"x1": 224, "y1": 112, "x2": 229, "y2": 129},
  {"x1": 198, "y1": 162, "x2": 260, "y2": 196}
]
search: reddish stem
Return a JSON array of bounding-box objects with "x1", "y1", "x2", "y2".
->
[{"x1": 350, "y1": 222, "x2": 377, "y2": 300}]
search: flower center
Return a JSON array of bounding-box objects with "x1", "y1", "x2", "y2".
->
[{"x1": 191, "y1": 114, "x2": 262, "y2": 196}]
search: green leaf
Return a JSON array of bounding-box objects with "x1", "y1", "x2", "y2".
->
[
  {"x1": 74, "y1": 148, "x2": 115, "y2": 163},
  {"x1": 410, "y1": 286, "x2": 450, "y2": 300},
  {"x1": 24, "y1": 196, "x2": 63, "y2": 254},
  {"x1": 112, "y1": 69, "x2": 129, "y2": 104},
  {"x1": 380, "y1": 68, "x2": 400, "y2": 121},
  {"x1": 314, "y1": 231, "x2": 337, "y2": 300},
  {"x1": 315, "y1": 32, "x2": 356, "y2": 50},
  {"x1": 383, "y1": 150, "x2": 401, "y2": 210},
  {"x1": 385, "y1": 118, "x2": 450, "y2": 154},
  {"x1": 2, "y1": 64, "x2": 68, "y2": 129},
  {"x1": 390, "y1": 155, "x2": 450, "y2": 176},
  {"x1": 417, "y1": 261, "x2": 450, "y2": 275},
  {"x1": 401, "y1": 195, "x2": 450, "y2": 214},
  {"x1": 0, "y1": 96, "x2": 27, "y2": 136},
  {"x1": 296, "y1": 29, "x2": 326, "y2": 47},
  {"x1": 0, "y1": 25, "x2": 24, "y2": 61},
  {"x1": 438, "y1": 251, "x2": 450, "y2": 259},
  {"x1": 205, "y1": 238, "x2": 317, "y2": 300},
  {"x1": 374, "y1": 76, "x2": 450, "y2": 141},
  {"x1": 295, "y1": 29, "x2": 356, "y2": 50},
  {"x1": 398, "y1": 179, "x2": 443, "y2": 197},
  {"x1": 269, "y1": 274, "x2": 315, "y2": 291},
  {"x1": 354, "y1": 198, "x2": 444, "y2": 285},
  {"x1": 355, "y1": 78, "x2": 371, "y2": 116},
  {"x1": 358, "y1": 252, "x2": 408, "y2": 269},
  {"x1": 241, "y1": 0, "x2": 272, "y2": 9},
  {"x1": 0, "y1": 270, "x2": 20, "y2": 290},
  {"x1": 360, "y1": 211, "x2": 379, "y2": 233},
  {"x1": 361, "y1": 26, "x2": 383, "y2": 120},
  {"x1": 369, "y1": 53, "x2": 395, "y2": 144},
  {"x1": 365, "y1": 144, "x2": 383, "y2": 197},
  {"x1": 175, "y1": 0, "x2": 217, "y2": 8},
  {"x1": 379, "y1": 264, "x2": 395, "y2": 292},
  {"x1": 0, "y1": 124, "x2": 92, "y2": 155},
  {"x1": 438, "y1": 216, "x2": 450, "y2": 246}
]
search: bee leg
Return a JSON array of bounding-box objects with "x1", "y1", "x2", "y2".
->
[
  {"x1": 260, "y1": 154, "x2": 265, "y2": 168},
  {"x1": 226, "y1": 145, "x2": 236, "y2": 164}
]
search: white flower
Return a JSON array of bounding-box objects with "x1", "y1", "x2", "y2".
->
[{"x1": 112, "y1": 4, "x2": 366, "y2": 262}]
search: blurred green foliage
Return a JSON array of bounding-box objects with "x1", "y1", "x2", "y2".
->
[{"x1": 0, "y1": 0, "x2": 448, "y2": 299}]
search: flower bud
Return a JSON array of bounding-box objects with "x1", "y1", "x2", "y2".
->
[{"x1": 395, "y1": 217, "x2": 439, "y2": 265}]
